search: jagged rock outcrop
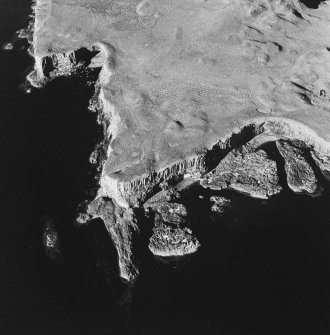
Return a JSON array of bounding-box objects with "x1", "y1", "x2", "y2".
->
[
  {"x1": 210, "y1": 196, "x2": 231, "y2": 214},
  {"x1": 48, "y1": 52, "x2": 78, "y2": 78},
  {"x1": 276, "y1": 140, "x2": 319, "y2": 195},
  {"x1": 149, "y1": 223, "x2": 200, "y2": 257},
  {"x1": 87, "y1": 197, "x2": 139, "y2": 282},
  {"x1": 42, "y1": 217, "x2": 61, "y2": 263},
  {"x1": 311, "y1": 149, "x2": 330, "y2": 181},
  {"x1": 201, "y1": 149, "x2": 282, "y2": 199},
  {"x1": 146, "y1": 202, "x2": 200, "y2": 257},
  {"x1": 146, "y1": 202, "x2": 188, "y2": 226}
]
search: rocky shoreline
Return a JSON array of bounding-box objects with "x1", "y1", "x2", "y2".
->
[{"x1": 26, "y1": 0, "x2": 330, "y2": 282}]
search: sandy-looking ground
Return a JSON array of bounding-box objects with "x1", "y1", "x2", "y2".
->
[{"x1": 30, "y1": 0, "x2": 330, "y2": 206}]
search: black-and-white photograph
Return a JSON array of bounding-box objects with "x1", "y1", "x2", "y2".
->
[{"x1": 1, "y1": 0, "x2": 330, "y2": 334}]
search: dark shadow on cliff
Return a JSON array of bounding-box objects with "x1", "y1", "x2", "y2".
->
[{"x1": 299, "y1": 0, "x2": 327, "y2": 9}]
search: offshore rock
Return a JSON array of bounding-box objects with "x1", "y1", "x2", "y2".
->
[
  {"x1": 88, "y1": 197, "x2": 139, "y2": 282},
  {"x1": 42, "y1": 216, "x2": 62, "y2": 263},
  {"x1": 276, "y1": 140, "x2": 318, "y2": 195},
  {"x1": 2, "y1": 42, "x2": 13, "y2": 51},
  {"x1": 147, "y1": 202, "x2": 200, "y2": 257},
  {"x1": 149, "y1": 223, "x2": 200, "y2": 257},
  {"x1": 201, "y1": 150, "x2": 282, "y2": 199},
  {"x1": 210, "y1": 196, "x2": 231, "y2": 215},
  {"x1": 76, "y1": 212, "x2": 92, "y2": 226}
]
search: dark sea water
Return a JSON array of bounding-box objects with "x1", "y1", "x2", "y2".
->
[{"x1": 1, "y1": 1, "x2": 330, "y2": 335}]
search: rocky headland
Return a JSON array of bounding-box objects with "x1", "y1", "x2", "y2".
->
[{"x1": 27, "y1": 0, "x2": 330, "y2": 281}]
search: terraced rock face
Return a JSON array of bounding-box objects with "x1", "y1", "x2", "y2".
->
[{"x1": 201, "y1": 149, "x2": 282, "y2": 199}]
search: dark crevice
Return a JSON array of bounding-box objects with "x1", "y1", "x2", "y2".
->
[
  {"x1": 260, "y1": 141, "x2": 290, "y2": 192},
  {"x1": 273, "y1": 41, "x2": 284, "y2": 51},
  {"x1": 292, "y1": 8, "x2": 304, "y2": 19},
  {"x1": 133, "y1": 207, "x2": 155, "y2": 265},
  {"x1": 42, "y1": 55, "x2": 56, "y2": 77},
  {"x1": 298, "y1": 92, "x2": 313, "y2": 105},
  {"x1": 174, "y1": 120, "x2": 184, "y2": 129},
  {"x1": 204, "y1": 124, "x2": 262, "y2": 172},
  {"x1": 291, "y1": 81, "x2": 311, "y2": 92}
]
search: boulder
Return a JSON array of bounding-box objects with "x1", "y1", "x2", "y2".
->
[
  {"x1": 42, "y1": 217, "x2": 61, "y2": 263},
  {"x1": 147, "y1": 201, "x2": 200, "y2": 257},
  {"x1": 149, "y1": 222, "x2": 200, "y2": 257}
]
